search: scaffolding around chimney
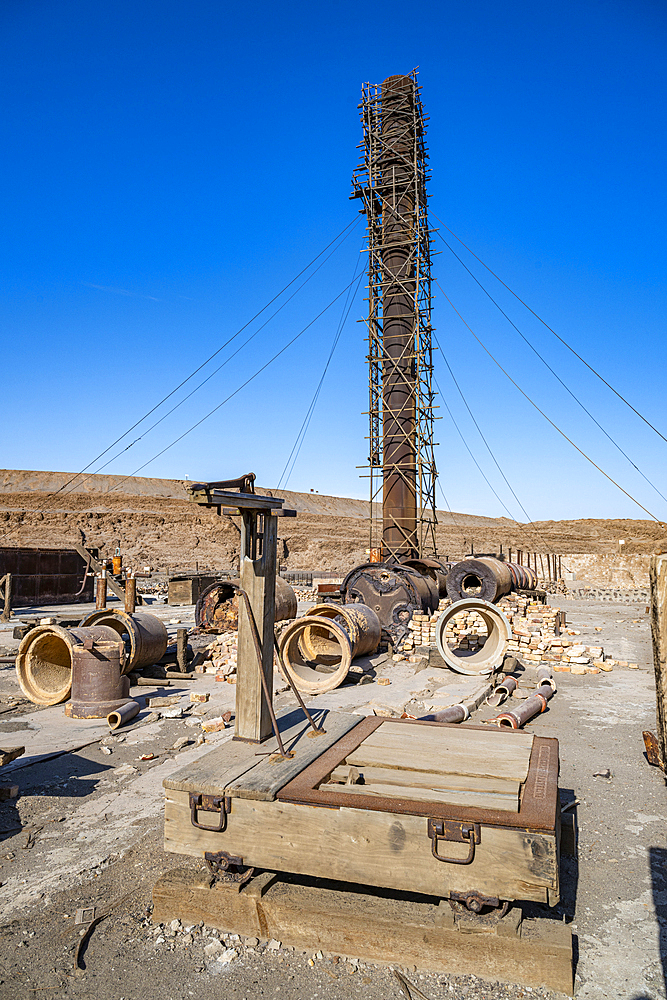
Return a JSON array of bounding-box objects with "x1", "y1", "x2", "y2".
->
[{"x1": 352, "y1": 69, "x2": 438, "y2": 564}]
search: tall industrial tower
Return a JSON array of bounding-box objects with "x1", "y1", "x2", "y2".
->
[{"x1": 352, "y1": 70, "x2": 438, "y2": 564}]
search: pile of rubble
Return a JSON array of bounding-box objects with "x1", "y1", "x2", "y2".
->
[{"x1": 195, "y1": 631, "x2": 238, "y2": 681}]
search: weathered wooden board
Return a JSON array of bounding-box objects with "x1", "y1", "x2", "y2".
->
[
  {"x1": 163, "y1": 707, "x2": 361, "y2": 801},
  {"x1": 164, "y1": 790, "x2": 558, "y2": 904},
  {"x1": 153, "y1": 868, "x2": 573, "y2": 995},
  {"x1": 320, "y1": 780, "x2": 519, "y2": 812},
  {"x1": 346, "y1": 742, "x2": 532, "y2": 783},
  {"x1": 0, "y1": 746, "x2": 24, "y2": 767},
  {"x1": 327, "y1": 764, "x2": 520, "y2": 796}
]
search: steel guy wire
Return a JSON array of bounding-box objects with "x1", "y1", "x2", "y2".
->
[
  {"x1": 430, "y1": 211, "x2": 667, "y2": 447},
  {"x1": 435, "y1": 279, "x2": 666, "y2": 527},
  {"x1": 434, "y1": 227, "x2": 667, "y2": 505}
]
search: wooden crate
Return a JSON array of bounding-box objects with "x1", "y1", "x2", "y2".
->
[
  {"x1": 163, "y1": 708, "x2": 560, "y2": 906},
  {"x1": 167, "y1": 575, "x2": 217, "y2": 606}
]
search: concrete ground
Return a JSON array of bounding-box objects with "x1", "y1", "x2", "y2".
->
[{"x1": 0, "y1": 597, "x2": 663, "y2": 999}]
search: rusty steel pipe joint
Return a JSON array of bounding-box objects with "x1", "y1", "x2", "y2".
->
[{"x1": 492, "y1": 684, "x2": 555, "y2": 729}]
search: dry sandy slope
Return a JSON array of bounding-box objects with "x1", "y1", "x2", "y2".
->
[{"x1": 0, "y1": 469, "x2": 664, "y2": 579}]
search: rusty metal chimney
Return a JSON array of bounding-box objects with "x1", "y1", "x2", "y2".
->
[{"x1": 380, "y1": 74, "x2": 418, "y2": 561}]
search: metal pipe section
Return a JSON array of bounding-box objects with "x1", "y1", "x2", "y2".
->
[
  {"x1": 490, "y1": 683, "x2": 555, "y2": 729},
  {"x1": 195, "y1": 576, "x2": 296, "y2": 633},
  {"x1": 279, "y1": 616, "x2": 353, "y2": 695},
  {"x1": 16, "y1": 624, "x2": 122, "y2": 705},
  {"x1": 107, "y1": 700, "x2": 140, "y2": 730},
  {"x1": 487, "y1": 674, "x2": 518, "y2": 707},
  {"x1": 435, "y1": 598, "x2": 512, "y2": 675},
  {"x1": 79, "y1": 609, "x2": 168, "y2": 674},
  {"x1": 65, "y1": 639, "x2": 132, "y2": 719},
  {"x1": 381, "y1": 74, "x2": 417, "y2": 561},
  {"x1": 278, "y1": 603, "x2": 381, "y2": 695},
  {"x1": 341, "y1": 562, "x2": 438, "y2": 648},
  {"x1": 305, "y1": 603, "x2": 381, "y2": 659},
  {"x1": 446, "y1": 557, "x2": 538, "y2": 604},
  {"x1": 400, "y1": 557, "x2": 451, "y2": 599}
]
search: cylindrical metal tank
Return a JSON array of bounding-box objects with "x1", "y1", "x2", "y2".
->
[
  {"x1": 434, "y1": 598, "x2": 512, "y2": 675},
  {"x1": 400, "y1": 557, "x2": 451, "y2": 599},
  {"x1": 65, "y1": 639, "x2": 132, "y2": 719},
  {"x1": 79, "y1": 610, "x2": 168, "y2": 674},
  {"x1": 278, "y1": 604, "x2": 381, "y2": 695},
  {"x1": 304, "y1": 604, "x2": 381, "y2": 659},
  {"x1": 16, "y1": 624, "x2": 122, "y2": 705},
  {"x1": 446, "y1": 557, "x2": 512, "y2": 603},
  {"x1": 195, "y1": 576, "x2": 297, "y2": 633},
  {"x1": 341, "y1": 562, "x2": 438, "y2": 647}
]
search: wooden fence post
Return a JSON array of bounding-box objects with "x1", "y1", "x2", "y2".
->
[
  {"x1": 645, "y1": 554, "x2": 667, "y2": 769},
  {"x1": 0, "y1": 574, "x2": 11, "y2": 622}
]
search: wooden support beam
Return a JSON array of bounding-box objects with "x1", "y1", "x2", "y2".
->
[
  {"x1": 72, "y1": 544, "x2": 142, "y2": 606},
  {"x1": 0, "y1": 574, "x2": 11, "y2": 622},
  {"x1": 152, "y1": 868, "x2": 573, "y2": 995},
  {"x1": 646, "y1": 554, "x2": 667, "y2": 769},
  {"x1": 235, "y1": 510, "x2": 278, "y2": 743}
]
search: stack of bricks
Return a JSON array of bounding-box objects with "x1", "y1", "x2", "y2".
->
[
  {"x1": 196, "y1": 631, "x2": 238, "y2": 680},
  {"x1": 399, "y1": 595, "x2": 629, "y2": 673}
]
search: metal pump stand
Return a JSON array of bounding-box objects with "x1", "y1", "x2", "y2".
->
[{"x1": 186, "y1": 478, "x2": 322, "y2": 752}]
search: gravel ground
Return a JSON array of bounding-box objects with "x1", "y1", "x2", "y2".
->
[{"x1": 0, "y1": 598, "x2": 663, "y2": 999}]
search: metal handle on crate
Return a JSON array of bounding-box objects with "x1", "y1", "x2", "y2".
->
[
  {"x1": 427, "y1": 819, "x2": 480, "y2": 865},
  {"x1": 189, "y1": 793, "x2": 229, "y2": 832}
]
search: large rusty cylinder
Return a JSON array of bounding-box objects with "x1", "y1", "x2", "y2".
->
[
  {"x1": 16, "y1": 624, "x2": 122, "y2": 706},
  {"x1": 435, "y1": 598, "x2": 512, "y2": 675},
  {"x1": 446, "y1": 557, "x2": 513, "y2": 604},
  {"x1": 305, "y1": 604, "x2": 381, "y2": 660},
  {"x1": 401, "y1": 557, "x2": 451, "y2": 599},
  {"x1": 79, "y1": 609, "x2": 167, "y2": 674},
  {"x1": 341, "y1": 562, "x2": 438, "y2": 648},
  {"x1": 506, "y1": 562, "x2": 538, "y2": 590},
  {"x1": 65, "y1": 639, "x2": 132, "y2": 719},
  {"x1": 380, "y1": 74, "x2": 418, "y2": 560},
  {"x1": 278, "y1": 616, "x2": 354, "y2": 695},
  {"x1": 195, "y1": 576, "x2": 297, "y2": 634}
]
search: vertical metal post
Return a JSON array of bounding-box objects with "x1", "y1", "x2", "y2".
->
[
  {"x1": 96, "y1": 571, "x2": 108, "y2": 610},
  {"x1": 235, "y1": 509, "x2": 277, "y2": 743},
  {"x1": 649, "y1": 555, "x2": 667, "y2": 766}
]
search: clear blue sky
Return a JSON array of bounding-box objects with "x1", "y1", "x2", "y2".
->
[{"x1": 2, "y1": 0, "x2": 666, "y2": 522}]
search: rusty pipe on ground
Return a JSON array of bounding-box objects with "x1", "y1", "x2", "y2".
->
[
  {"x1": 279, "y1": 604, "x2": 381, "y2": 695},
  {"x1": 107, "y1": 700, "x2": 140, "y2": 729},
  {"x1": 537, "y1": 665, "x2": 557, "y2": 692},
  {"x1": 446, "y1": 557, "x2": 538, "y2": 603},
  {"x1": 489, "y1": 683, "x2": 555, "y2": 729},
  {"x1": 419, "y1": 676, "x2": 498, "y2": 724},
  {"x1": 487, "y1": 675, "x2": 518, "y2": 707}
]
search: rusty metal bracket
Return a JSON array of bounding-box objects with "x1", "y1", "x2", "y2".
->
[
  {"x1": 449, "y1": 889, "x2": 505, "y2": 914},
  {"x1": 204, "y1": 850, "x2": 255, "y2": 889},
  {"x1": 189, "y1": 793, "x2": 231, "y2": 832},
  {"x1": 427, "y1": 818, "x2": 480, "y2": 865}
]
